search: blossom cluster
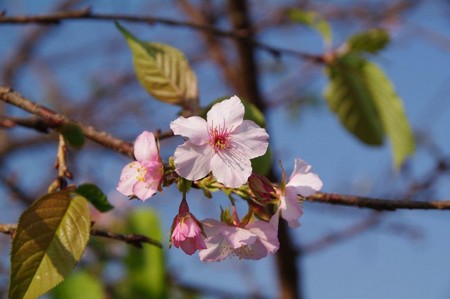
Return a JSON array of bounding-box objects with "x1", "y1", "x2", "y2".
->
[{"x1": 117, "y1": 96, "x2": 322, "y2": 262}]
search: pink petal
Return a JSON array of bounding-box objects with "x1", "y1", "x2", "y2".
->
[
  {"x1": 246, "y1": 221, "x2": 280, "y2": 255},
  {"x1": 179, "y1": 239, "x2": 199, "y2": 255},
  {"x1": 287, "y1": 159, "x2": 323, "y2": 197},
  {"x1": 141, "y1": 160, "x2": 163, "y2": 182},
  {"x1": 174, "y1": 142, "x2": 214, "y2": 181},
  {"x1": 230, "y1": 120, "x2": 269, "y2": 159},
  {"x1": 116, "y1": 161, "x2": 141, "y2": 196},
  {"x1": 134, "y1": 131, "x2": 159, "y2": 162},
  {"x1": 210, "y1": 150, "x2": 252, "y2": 188},
  {"x1": 132, "y1": 180, "x2": 158, "y2": 201},
  {"x1": 234, "y1": 240, "x2": 268, "y2": 260},
  {"x1": 170, "y1": 116, "x2": 209, "y2": 145},
  {"x1": 279, "y1": 188, "x2": 303, "y2": 228},
  {"x1": 224, "y1": 226, "x2": 257, "y2": 248},
  {"x1": 202, "y1": 219, "x2": 256, "y2": 248},
  {"x1": 207, "y1": 96, "x2": 244, "y2": 131},
  {"x1": 199, "y1": 234, "x2": 234, "y2": 262}
]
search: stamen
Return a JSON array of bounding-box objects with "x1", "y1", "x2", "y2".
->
[{"x1": 208, "y1": 120, "x2": 231, "y2": 151}]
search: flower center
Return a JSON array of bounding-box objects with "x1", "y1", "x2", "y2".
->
[
  {"x1": 234, "y1": 244, "x2": 254, "y2": 259},
  {"x1": 208, "y1": 126, "x2": 230, "y2": 151},
  {"x1": 134, "y1": 163, "x2": 147, "y2": 182}
]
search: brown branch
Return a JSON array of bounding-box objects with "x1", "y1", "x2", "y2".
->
[
  {"x1": 3, "y1": 86, "x2": 450, "y2": 212},
  {"x1": 0, "y1": 116, "x2": 50, "y2": 133},
  {"x1": 307, "y1": 192, "x2": 450, "y2": 211},
  {"x1": 0, "y1": 9, "x2": 325, "y2": 63},
  {"x1": 0, "y1": 223, "x2": 162, "y2": 249},
  {"x1": 0, "y1": 86, "x2": 134, "y2": 158},
  {"x1": 90, "y1": 228, "x2": 162, "y2": 249}
]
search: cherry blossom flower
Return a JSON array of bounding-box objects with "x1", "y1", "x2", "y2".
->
[
  {"x1": 278, "y1": 158, "x2": 323, "y2": 228},
  {"x1": 116, "y1": 131, "x2": 163, "y2": 201},
  {"x1": 199, "y1": 218, "x2": 279, "y2": 262},
  {"x1": 170, "y1": 199, "x2": 207, "y2": 255},
  {"x1": 170, "y1": 96, "x2": 269, "y2": 188}
]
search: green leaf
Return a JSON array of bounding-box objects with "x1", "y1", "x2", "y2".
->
[
  {"x1": 251, "y1": 147, "x2": 272, "y2": 176},
  {"x1": 324, "y1": 55, "x2": 414, "y2": 167},
  {"x1": 116, "y1": 22, "x2": 198, "y2": 108},
  {"x1": 123, "y1": 209, "x2": 166, "y2": 299},
  {"x1": 60, "y1": 123, "x2": 84, "y2": 149},
  {"x1": 52, "y1": 270, "x2": 105, "y2": 299},
  {"x1": 347, "y1": 28, "x2": 390, "y2": 54},
  {"x1": 9, "y1": 191, "x2": 91, "y2": 299},
  {"x1": 288, "y1": 8, "x2": 332, "y2": 44},
  {"x1": 76, "y1": 183, "x2": 113, "y2": 213}
]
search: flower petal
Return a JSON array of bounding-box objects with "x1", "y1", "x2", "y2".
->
[
  {"x1": 132, "y1": 180, "x2": 158, "y2": 201},
  {"x1": 116, "y1": 161, "x2": 141, "y2": 196},
  {"x1": 174, "y1": 142, "x2": 213, "y2": 181},
  {"x1": 279, "y1": 188, "x2": 303, "y2": 228},
  {"x1": 134, "y1": 131, "x2": 159, "y2": 162},
  {"x1": 230, "y1": 120, "x2": 269, "y2": 159},
  {"x1": 207, "y1": 96, "x2": 244, "y2": 130},
  {"x1": 199, "y1": 234, "x2": 233, "y2": 262},
  {"x1": 287, "y1": 159, "x2": 323, "y2": 197},
  {"x1": 170, "y1": 116, "x2": 209, "y2": 145},
  {"x1": 246, "y1": 221, "x2": 280, "y2": 255},
  {"x1": 210, "y1": 150, "x2": 252, "y2": 188}
]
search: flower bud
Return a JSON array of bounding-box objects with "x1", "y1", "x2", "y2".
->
[{"x1": 248, "y1": 173, "x2": 276, "y2": 204}]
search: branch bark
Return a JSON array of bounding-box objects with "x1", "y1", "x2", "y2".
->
[
  {"x1": 0, "y1": 9, "x2": 325, "y2": 63},
  {"x1": 307, "y1": 192, "x2": 450, "y2": 210},
  {"x1": 0, "y1": 223, "x2": 162, "y2": 249}
]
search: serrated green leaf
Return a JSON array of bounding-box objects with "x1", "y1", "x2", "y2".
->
[
  {"x1": 362, "y1": 60, "x2": 415, "y2": 167},
  {"x1": 288, "y1": 8, "x2": 332, "y2": 44},
  {"x1": 324, "y1": 55, "x2": 414, "y2": 166},
  {"x1": 347, "y1": 28, "x2": 390, "y2": 54},
  {"x1": 52, "y1": 270, "x2": 105, "y2": 299},
  {"x1": 123, "y1": 209, "x2": 166, "y2": 299},
  {"x1": 116, "y1": 22, "x2": 198, "y2": 108},
  {"x1": 60, "y1": 123, "x2": 84, "y2": 149},
  {"x1": 76, "y1": 183, "x2": 113, "y2": 213},
  {"x1": 9, "y1": 191, "x2": 91, "y2": 299}
]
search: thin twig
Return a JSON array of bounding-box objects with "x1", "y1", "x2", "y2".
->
[
  {"x1": 0, "y1": 223, "x2": 162, "y2": 248},
  {"x1": 0, "y1": 9, "x2": 325, "y2": 62},
  {"x1": 0, "y1": 86, "x2": 134, "y2": 158},
  {"x1": 307, "y1": 192, "x2": 450, "y2": 211}
]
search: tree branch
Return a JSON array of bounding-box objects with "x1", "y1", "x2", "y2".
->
[
  {"x1": 3, "y1": 86, "x2": 450, "y2": 212},
  {"x1": 0, "y1": 223, "x2": 162, "y2": 249},
  {"x1": 307, "y1": 192, "x2": 450, "y2": 210},
  {"x1": 0, "y1": 9, "x2": 325, "y2": 63},
  {"x1": 0, "y1": 86, "x2": 134, "y2": 158}
]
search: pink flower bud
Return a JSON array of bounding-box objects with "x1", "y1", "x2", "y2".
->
[
  {"x1": 170, "y1": 200, "x2": 206, "y2": 255},
  {"x1": 248, "y1": 173, "x2": 276, "y2": 204}
]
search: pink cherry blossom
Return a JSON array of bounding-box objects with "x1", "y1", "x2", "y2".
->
[
  {"x1": 116, "y1": 131, "x2": 163, "y2": 201},
  {"x1": 170, "y1": 199, "x2": 206, "y2": 255},
  {"x1": 170, "y1": 96, "x2": 269, "y2": 188},
  {"x1": 278, "y1": 158, "x2": 323, "y2": 228},
  {"x1": 199, "y1": 218, "x2": 279, "y2": 262}
]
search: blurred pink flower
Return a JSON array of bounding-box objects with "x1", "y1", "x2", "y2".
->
[
  {"x1": 199, "y1": 218, "x2": 279, "y2": 262},
  {"x1": 170, "y1": 96, "x2": 269, "y2": 188},
  {"x1": 116, "y1": 131, "x2": 163, "y2": 201},
  {"x1": 278, "y1": 158, "x2": 323, "y2": 228},
  {"x1": 170, "y1": 199, "x2": 206, "y2": 255}
]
